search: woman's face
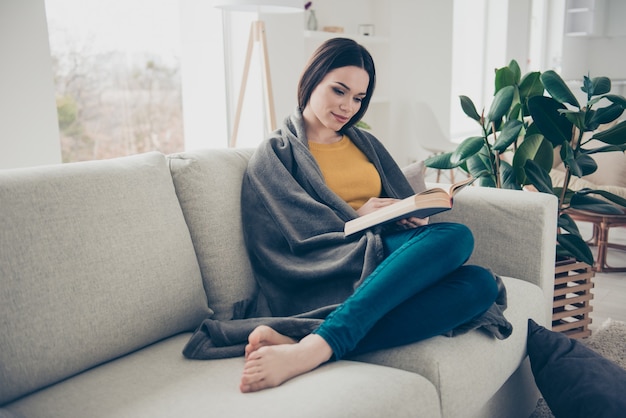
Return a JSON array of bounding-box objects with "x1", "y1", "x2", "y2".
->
[{"x1": 303, "y1": 65, "x2": 369, "y2": 134}]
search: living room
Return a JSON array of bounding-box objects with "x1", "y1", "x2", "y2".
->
[{"x1": 1, "y1": 1, "x2": 625, "y2": 417}]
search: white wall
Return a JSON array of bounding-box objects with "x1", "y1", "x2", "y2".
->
[
  {"x1": 0, "y1": 0, "x2": 61, "y2": 169},
  {"x1": 179, "y1": 0, "x2": 229, "y2": 151},
  {"x1": 263, "y1": 11, "x2": 305, "y2": 126},
  {"x1": 506, "y1": 0, "x2": 533, "y2": 71},
  {"x1": 388, "y1": 0, "x2": 454, "y2": 164}
]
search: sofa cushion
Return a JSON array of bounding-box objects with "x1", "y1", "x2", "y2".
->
[
  {"x1": 3, "y1": 334, "x2": 442, "y2": 418},
  {"x1": 351, "y1": 276, "x2": 545, "y2": 418},
  {"x1": 168, "y1": 149, "x2": 257, "y2": 320},
  {"x1": 583, "y1": 141, "x2": 626, "y2": 188},
  {"x1": 0, "y1": 152, "x2": 211, "y2": 405},
  {"x1": 550, "y1": 167, "x2": 626, "y2": 200},
  {"x1": 401, "y1": 160, "x2": 427, "y2": 194},
  {"x1": 552, "y1": 133, "x2": 626, "y2": 189},
  {"x1": 527, "y1": 319, "x2": 626, "y2": 418}
]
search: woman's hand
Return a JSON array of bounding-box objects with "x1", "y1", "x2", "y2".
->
[
  {"x1": 356, "y1": 197, "x2": 399, "y2": 217},
  {"x1": 356, "y1": 198, "x2": 429, "y2": 229},
  {"x1": 396, "y1": 216, "x2": 429, "y2": 229}
]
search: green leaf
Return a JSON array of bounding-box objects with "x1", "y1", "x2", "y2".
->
[
  {"x1": 557, "y1": 233, "x2": 595, "y2": 265},
  {"x1": 508, "y1": 103, "x2": 521, "y2": 121},
  {"x1": 466, "y1": 153, "x2": 495, "y2": 186},
  {"x1": 582, "y1": 143, "x2": 626, "y2": 154},
  {"x1": 459, "y1": 95, "x2": 481, "y2": 122},
  {"x1": 582, "y1": 75, "x2": 594, "y2": 101},
  {"x1": 575, "y1": 189, "x2": 626, "y2": 208},
  {"x1": 541, "y1": 70, "x2": 580, "y2": 108},
  {"x1": 475, "y1": 176, "x2": 497, "y2": 188},
  {"x1": 553, "y1": 187, "x2": 576, "y2": 205},
  {"x1": 450, "y1": 136, "x2": 484, "y2": 165},
  {"x1": 558, "y1": 212, "x2": 581, "y2": 235},
  {"x1": 590, "y1": 103, "x2": 624, "y2": 127},
  {"x1": 528, "y1": 96, "x2": 574, "y2": 147},
  {"x1": 523, "y1": 159, "x2": 553, "y2": 193},
  {"x1": 513, "y1": 134, "x2": 553, "y2": 185},
  {"x1": 559, "y1": 141, "x2": 576, "y2": 171},
  {"x1": 584, "y1": 76, "x2": 611, "y2": 97},
  {"x1": 500, "y1": 161, "x2": 522, "y2": 190},
  {"x1": 591, "y1": 120, "x2": 626, "y2": 145},
  {"x1": 588, "y1": 96, "x2": 604, "y2": 107},
  {"x1": 570, "y1": 192, "x2": 625, "y2": 214},
  {"x1": 525, "y1": 122, "x2": 541, "y2": 137},
  {"x1": 468, "y1": 168, "x2": 491, "y2": 180},
  {"x1": 493, "y1": 119, "x2": 523, "y2": 152},
  {"x1": 495, "y1": 67, "x2": 516, "y2": 93},
  {"x1": 605, "y1": 94, "x2": 626, "y2": 107},
  {"x1": 509, "y1": 59, "x2": 522, "y2": 84},
  {"x1": 566, "y1": 157, "x2": 583, "y2": 178},
  {"x1": 574, "y1": 154, "x2": 597, "y2": 177},
  {"x1": 519, "y1": 71, "x2": 544, "y2": 100},
  {"x1": 487, "y1": 85, "x2": 515, "y2": 123},
  {"x1": 561, "y1": 110, "x2": 586, "y2": 131},
  {"x1": 424, "y1": 152, "x2": 458, "y2": 169}
]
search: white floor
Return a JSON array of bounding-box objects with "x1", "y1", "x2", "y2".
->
[{"x1": 423, "y1": 168, "x2": 626, "y2": 333}]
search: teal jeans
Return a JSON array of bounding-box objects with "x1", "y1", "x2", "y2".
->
[{"x1": 313, "y1": 222, "x2": 498, "y2": 359}]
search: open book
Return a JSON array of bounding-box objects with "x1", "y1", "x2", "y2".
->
[{"x1": 344, "y1": 176, "x2": 474, "y2": 236}]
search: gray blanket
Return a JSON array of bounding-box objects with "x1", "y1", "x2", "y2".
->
[
  {"x1": 239, "y1": 110, "x2": 416, "y2": 318},
  {"x1": 183, "y1": 110, "x2": 512, "y2": 360}
]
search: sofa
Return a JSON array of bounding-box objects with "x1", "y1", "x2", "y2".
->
[{"x1": 0, "y1": 148, "x2": 558, "y2": 418}]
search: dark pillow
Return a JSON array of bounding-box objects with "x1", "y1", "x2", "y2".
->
[{"x1": 527, "y1": 319, "x2": 626, "y2": 418}]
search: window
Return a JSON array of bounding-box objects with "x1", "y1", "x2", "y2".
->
[
  {"x1": 46, "y1": 0, "x2": 185, "y2": 162},
  {"x1": 45, "y1": 0, "x2": 231, "y2": 163}
]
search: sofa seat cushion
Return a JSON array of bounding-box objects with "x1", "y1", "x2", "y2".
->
[
  {"x1": 4, "y1": 333, "x2": 441, "y2": 418},
  {"x1": 0, "y1": 152, "x2": 211, "y2": 405},
  {"x1": 351, "y1": 276, "x2": 545, "y2": 418}
]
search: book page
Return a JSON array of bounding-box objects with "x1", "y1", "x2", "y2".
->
[{"x1": 344, "y1": 176, "x2": 474, "y2": 236}]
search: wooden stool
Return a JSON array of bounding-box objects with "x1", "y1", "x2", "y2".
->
[{"x1": 567, "y1": 209, "x2": 626, "y2": 273}]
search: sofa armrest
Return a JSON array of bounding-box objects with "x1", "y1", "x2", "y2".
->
[{"x1": 431, "y1": 186, "x2": 557, "y2": 321}]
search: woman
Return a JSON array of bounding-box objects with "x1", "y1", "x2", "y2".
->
[
  {"x1": 182, "y1": 38, "x2": 510, "y2": 393},
  {"x1": 236, "y1": 38, "x2": 506, "y2": 393}
]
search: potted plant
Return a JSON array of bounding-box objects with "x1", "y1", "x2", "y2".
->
[{"x1": 425, "y1": 61, "x2": 626, "y2": 266}]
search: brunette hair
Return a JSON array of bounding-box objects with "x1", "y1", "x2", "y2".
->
[{"x1": 297, "y1": 37, "x2": 376, "y2": 131}]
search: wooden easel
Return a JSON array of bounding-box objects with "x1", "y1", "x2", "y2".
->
[{"x1": 229, "y1": 20, "x2": 276, "y2": 148}]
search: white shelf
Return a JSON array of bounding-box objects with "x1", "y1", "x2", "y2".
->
[{"x1": 564, "y1": 0, "x2": 605, "y2": 37}]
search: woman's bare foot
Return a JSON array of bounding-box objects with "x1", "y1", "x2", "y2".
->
[
  {"x1": 244, "y1": 325, "x2": 297, "y2": 359},
  {"x1": 240, "y1": 334, "x2": 333, "y2": 393}
]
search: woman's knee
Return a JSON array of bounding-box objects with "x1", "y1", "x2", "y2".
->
[
  {"x1": 451, "y1": 223, "x2": 473, "y2": 247},
  {"x1": 430, "y1": 222, "x2": 474, "y2": 261},
  {"x1": 463, "y1": 265, "x2": 499, "y2": 308}
]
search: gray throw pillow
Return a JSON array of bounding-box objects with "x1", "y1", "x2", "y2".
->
[{"x1": 527, "y1": 318, "x2": 626, "y2": 418}]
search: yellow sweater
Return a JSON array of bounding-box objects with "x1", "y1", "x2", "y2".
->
[{"x1": 309, "y1": 135, "x2": 382, "y2": 210}]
